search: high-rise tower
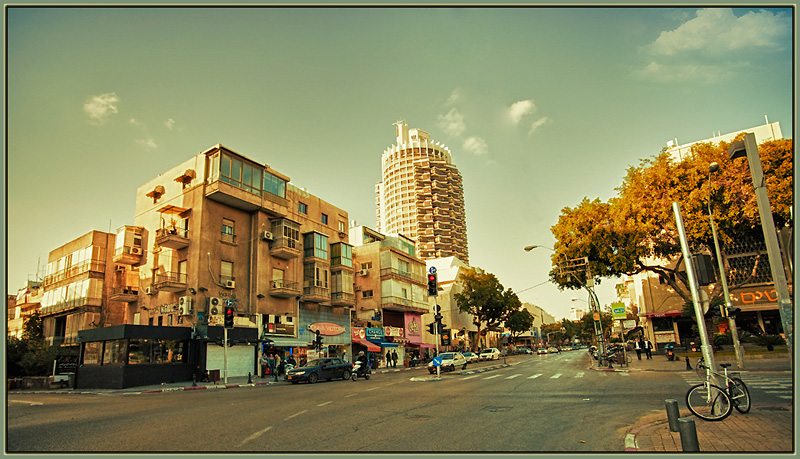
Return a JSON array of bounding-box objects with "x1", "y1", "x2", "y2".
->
[{"x1": 376, "y1": 121, "x2": 468, "y2": 264}]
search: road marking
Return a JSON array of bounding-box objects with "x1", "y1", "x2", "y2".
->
[
  {"x1": 284, "y1": 410, "x2": 308, "y2": 421},
  {"x1": 366, "y1": 386, "x2": 379, "y2": 391},
  {"x1": 8, "y1": 400, "x2": 43, "y2": 406},
  {"x1": 345, "y1": 393, "x2": 358, "y2": 398},
  {"x1": 550, "y1": 374, "x2": 562, "y2": 379},
  {"x1": 238, "y1": 426, "x2": 272, "y2": 447},
  {"x1": 574, "y1": 372, "x2": 585, "y2": 378},
  {"x1": 528, "y1": 374, "x2": 542, "y2": 379},
  {"x1": 484, "y1": 375, "x2": 500, "y2": 380},
  {"x1": 463, "y1": 375, "x2": 480, "y2": 380},
  {"x1": 506, "y1": 374, "x2": 522, "y2": 379},
  {"x1": 317, "y1": 401, "x2": 332, "y2": 407}
]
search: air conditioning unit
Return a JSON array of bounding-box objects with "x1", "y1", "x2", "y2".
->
[
  {"x1": 130, "y1": 247, "x2": 142, "y2": 255},
  {"x1": 284, "y1": 316, "x2": 294, "y2": 325},
  {"x1": 225, "y1": 280, "x2": 236, "y2": 289},
  {"x1": 260, "y1": 231, "x2": 274, "y2": 241},
  {"x1": 207, "y1": 297, "x2": 221, "y2": 316},
  {"x1": 178, "y1": 296, "x2": 193, "y2": 315},
  {"x1": 359, "y1": 269, "x2": 369, "y2": 276},
  {"x1": 145, "y1": 286, "x2": 155, "y2": 295}
]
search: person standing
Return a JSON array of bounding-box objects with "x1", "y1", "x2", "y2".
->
[
  {"x1": 274, "y1": 353, "x2": 283, "y2": 381},
  {"x1": 634, "y1": 339, "x2": 643, "y2": 360},
  {"x1": 267, "y1": 353, "x2": 276, "y2": 380},
  {"x1": 391, "y1": 350, "x2": 398, "y2": 368},
  {"x1": 644, "y1": 339, "x2": 653, "y2": 359},
  {"x1": 259, "y1": 352, "x2": 269, "y2": 378}
]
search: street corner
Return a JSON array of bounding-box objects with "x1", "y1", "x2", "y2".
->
[{"x1": 622, "y1": 411, "x2": 671, "y2": 453}]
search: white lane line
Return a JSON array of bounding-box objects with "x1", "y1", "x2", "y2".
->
[
  {"x1": 506, "y1": 374, "x2": 522, "y2": 380},
  {"x1": 8, "y1": 400, "x2": 43, "y2": 406},
  {"x1": 574, "y1": 372, "x2": 585, "y2": 378},
  {"x1": 346, "y1": 393, "x2": 358, "y2": 398},
  {"x1": 284, "y1": 410, "x2": 308, "y2": 421},
  {"x1": 550, "y1": 374, "x2": 562, "y2": 379},
  {"x1": 366, "y1": 386, "x2": 379, "y2": 391},
  {"x1": 528, "y1": 374, "x2": 542, "y2": 379},
  {"x1": 317, "y1": 401, "x2": 332, "y2": 407},
  {"x1": 238, "y1": 426, "x2": 272, "y2": 447},
  {"x1": 484, "y1": 375, "x2": 500, "y2": 380},
  {"x1": 464, "y1": 375, "x2": 480, "y2": 380}
]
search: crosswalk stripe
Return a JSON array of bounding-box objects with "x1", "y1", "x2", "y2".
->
[
  {"x1": 484, "y1": 375, "x2": 500, "y2": 380},
  {"x1": 574, "y1": 372, "x2": 585, "y2": 378},
  {"x1": 528, "y1": 374, "x2": 542, "y2": 379},
  {"x1": 463, "y1": 375, "x2": 480, "y2": 380},
  {"x1": 506, "y1": 374, "x2": 521, "y2": 379},
  {"x1": 550, "y1": 374, "x2": 562, "y2": 379}
]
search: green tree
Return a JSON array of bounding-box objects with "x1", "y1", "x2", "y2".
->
[
  {"x1": 549, "y1": 137, "x2": 793, "y2": 305},
  {"x1": 454, "y1": 267, "x2": 522, "y2": 351},
  {"x1": 506, "y1": 309, "x2": 534, "y2": 343},
  {"x1": 7, "y1": 311, "x2": 59, "y2": 377}
]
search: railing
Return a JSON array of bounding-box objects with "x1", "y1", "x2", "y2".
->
[
  {"x1": 44, "y1": 259, "x2": 106, "y2": 286},
  {"x1": 40, "y1": 295, "x2": 103, "y2": 316},
  {"x1": 155, "y1": 272, "x2": 188, "y2": 286},
  {"x1": 380, "y1": 267, "x2": 426, "y2": 284},
  {"x1": 156, "y1": 226, "x2": 189, "y2": 238},
  {"x1": 303, "y1": 286, "x2": 329, "y2": 297},
  {"x1": 270, "y1": 279, "x2": 300, "y2": 290},
  {"x1": 331, "y1": 292, "x2": 355, "y2": 303},
  {"x1": 380, "y1": 296, "x2": 429, "y2": 311}
]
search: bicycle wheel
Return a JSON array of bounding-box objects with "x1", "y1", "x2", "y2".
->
[
  {"x1": 686, "y1": 383, "x2": 732, "y2": 421},
  {"x1": 695, "y1": 358, "x2": 706, "y2": 378},
  {"x1": 730, "y1": 378, "x2": 751, "y2": 414}
]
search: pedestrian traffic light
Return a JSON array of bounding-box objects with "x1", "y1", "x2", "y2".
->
[
  {"x1": 314, "y1": 330, "x2": 323, "y2": 350},
  {"x1": 427, "y1": 273, "x2": 438, "y2": 296},
  {"x1": 427, "y1": 323, "x2": 436, "y2": 335},
  {"x1": 437, "y1": 322, "x2": 446, "y2": 334},
  {"x1": 692, "y1": 253, "x2": 716, "y2": 286},
  {"x1": 224, "y1": 306, "x2": 235, "y2": 328}
]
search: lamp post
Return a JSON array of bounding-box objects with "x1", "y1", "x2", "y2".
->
[
  {"x1": 708, "y1": 162, "x2": 745, "y2": 369},
  {"x1": 728, "y1": 134, "x2": 793, "y2": 361}
]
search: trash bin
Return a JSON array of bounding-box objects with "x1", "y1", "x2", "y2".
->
[{"x1": 67, "y1": 373, "x2": 75, "y2": 388}]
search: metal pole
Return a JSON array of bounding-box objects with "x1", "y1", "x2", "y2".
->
[
  {"x1": 741, "y1": 133, "x2": 793, "y2": 361},
  {"x1": 223, "y1": 327, "x2": 228, "y2": 384},
  {"x1": 673, "y1": 202, "x2": 718, "y2": 383}
]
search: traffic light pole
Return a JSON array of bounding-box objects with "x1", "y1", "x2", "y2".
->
[{"x1": 223, "y1": 327, "x2": 228, "y2": 384}]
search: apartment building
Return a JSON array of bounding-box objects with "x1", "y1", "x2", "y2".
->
[
  {"x1": 77, "y1": 144, "x2": 354, "y2": 388},
  {"x1": 376, "y1": 121, "x2": 468, "y2": 264},
  {"x1": 7, "y1": 283, "x2": 43, "y2": 339},
  {"x1": 349, "y1": 225, "x2": 430, "y2": 365}
]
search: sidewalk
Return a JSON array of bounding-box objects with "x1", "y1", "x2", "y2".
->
[{"x1": 597, "y1": 351, "x2": 795, "y2": 453}]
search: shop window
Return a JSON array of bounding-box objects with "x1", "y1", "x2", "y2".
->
[{"x1": 83, "y1": 342, "x2": 102, "y2": 365}]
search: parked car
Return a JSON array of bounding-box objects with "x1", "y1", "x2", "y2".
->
[
  {"x1": 428, "y1": 352, "x2": 468, "y2": 373},
  {"x1": 462, "y1": 352, "x2": 479, "y2": 363},
  {"x1": 479, "y1": 348, "x2": 501, "y2": 360},
  {"x1": 286, "y1": 358, "x2": 353, "y2": 384},
  {"x1": 547, "y1": 346, "x2": 560, "y2": 354},
  {"x1": 516, "y1": 346, "x2": 533, "y2": 354},
  {"x1": 536, "y1": 348, "x2": 548, "y2": 355}
]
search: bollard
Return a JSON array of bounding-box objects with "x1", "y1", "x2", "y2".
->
[
  {"x1": 248, "y1": 372, "x2": 252, "y2": 384},
  {"x1": 665, "y1": 399, "x2": 680, "y2": 432},
  {"x1": 685, "y1": 356, "x2": 692, "y2": 371},
  {"x1": 677, "y1": 418, "x2": 700, "y2": 452},
  {"x1": 192, "y1": 374, "x2": 197, "y2": 387}
]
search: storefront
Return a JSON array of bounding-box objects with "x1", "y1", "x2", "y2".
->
[
  {"x1": 402, "y1": 312, "x2": 424, "y2": 363},
  {"x1": 298, "y1": 303, "x2": 351, "y2": 363},
  {"x1": 365, "y1": 327, "x2": 398, "y2": 368}
]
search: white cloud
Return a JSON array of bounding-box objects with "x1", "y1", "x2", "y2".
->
[
  {"x1": 462, "y1": 136, "x2": 488, "y2": 156},
  {"x1": 446, "y1": 89, "x2": 461, "y2": 105},
  {"x1": 437, "y1": 108, "x2": 466, "y2": 137},
  {"x1": 129, "y1": 118, "x2": 145, "y2": 128},
  {"x1": 136, "y1": 137, "x2": 157, "y2": 149},
  {"x1": 164, "y1": 118, "x2": 175, "y2": 130},
  {"x1": 83, "y1": 92, "x2": 119, "y2": 124},
  {"x1": 631, "y1": 61, "x2": 739, "y2": 84},
  {"x1": 509, "y1": 100, "x2": 536, "y2": 124},
  {"x1": 528, "y1": 116, "x2": 551, "y2": 135},
  {"x1": 651, "y1": 8, "x2": 790, "y2": 56}
]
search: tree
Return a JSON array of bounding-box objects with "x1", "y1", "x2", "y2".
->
[
  {"x1": 506, "y1": 309, "x2": 534, "y2": 343},
  {"x1": 549, "y1": 137, "x2": 793, "y2": 305},
  {"x1": 7, "y1": 311, "x2": 59, "y2": 378},
  {"x1": 454, "y1": 267, "x2": 522, "y2": 351}
]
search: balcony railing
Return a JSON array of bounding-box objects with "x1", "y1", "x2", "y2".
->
[
  {"x1": 269, "y1": 237, "x2": 301, "y2": 259},
  {"x1": 154, "y1": 272, "x2": 188, "y2": 292},
  {"x1": 302, "y1": 286, "x2": 329, "y2": 303},
  {"x1": 268, "y1": 279, "x2": 301, "y2": 298},
  {"x1": 113, "y1": 246, "x2": 144, "y2": 265},
  {"x1": 156, "y1": 227, "x2": 190, "y2": 250},
  {"x1": 44, "y1": 259, "x2": 106, "y2": 286},
  {"x1": 380, "y1": 267, "x2": 426, "y2": 285},
  {"x1": 39, "y1": 295, "x2": 103, "y2": 316},
  {"x1": 109, "y1": 287, "x2": 140, "y2": 302},
  {"x1": 380, "y1": 296, "x2": 429, "y2": 313},
  {"x1": 331, "y1": 291, "x2": 355, "y2": 306}
]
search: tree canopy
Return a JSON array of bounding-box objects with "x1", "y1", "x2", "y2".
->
[
  {"x1": 454, "y1": 267, "x2": 522, "y2": 351},
  {"x1": 549, "y1": 137, "x2": 793, "y2": 304},
  {"x1": 506, "y1": 308, "x2": 534, "y2": 342}
]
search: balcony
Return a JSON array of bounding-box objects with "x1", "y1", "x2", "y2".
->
[
  {"x1": 269, "y1": 279, "x2": 301, "y2": 298},
  {"x1": 380, "y1": 267, "x2": 426, "y2": 286},
  {"x1": 113, "y1": 246, "x2": 143, "y2": 265},
  {"x1": 109, "y1": 287, "x2": 139, "y2": 302},
  {"x1": 156, "y1": 227, "x2": 190, "y2": 250},
  {"x1": 380, "y1": 296, "x2": 429, "y2": 314},
  {"x1": 330, "y1": 291, "x2": 355, "y2": 307},
  {"x1": 39, "y1": 296, "x2": 102, "y2": 317},
  {"x1": 154, "y1": 272, "x2": 187, "y2": 293},
  {"x1": 270, "y1": 237, "x2": 301, "y2": 259},
  {"x1": 302, "y1": 286, "x2": 330, "y2": 303}
]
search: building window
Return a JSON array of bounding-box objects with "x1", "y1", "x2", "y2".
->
[
  {"x1": 361, "y1": 262, "x2": 372, "y2": 270},
  {"x1": 339, "y1": 221, "x2": 347, "y2": 233},
  {"x1": 222, "y1": 219, "x2": 235, "y2": 243},
  {"x1": 331, "y1": 243, "x2": 352, "y2": 268},
  {"x1": 217, "y1": 151, "x2": 284, "y2": 199},
  {"x1": 304, "y1": 262, "x2": 329, "y2": 289},
  {"x1": 263, "y1": 171, "x2": 287, "y2": 199},
  {"x1": 299, "y1": 202, "x2": 308, "y2": 214},
  {"x1": 361, "y1": 290, "x2": 374, "y2": 299},
  {"x1": 221, "y1": 261, "x2": 234, "y2": 284},
  {"x1": 321, "y1": 213, "x2": 328, "y2": 225},
  {"x1": 271, "y1": 219, "x2": 300, "y2": 249},
  {"x1": 303, "y1": 233, "x2": 328, "y2": 259}
]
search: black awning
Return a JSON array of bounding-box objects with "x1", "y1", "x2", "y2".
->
[{"x1": 625, "y1": 326, "x2": 643, "y2": 339}]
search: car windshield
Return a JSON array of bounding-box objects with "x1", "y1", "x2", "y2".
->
[
  {"x1": 440, "y1": 353, "x2": 454, "y2": 359},
  {"x1": 304, "y1": 359, "x2": 325, "y2": 367}
]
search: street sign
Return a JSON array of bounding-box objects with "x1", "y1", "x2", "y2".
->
[
  {"x1": 432, "y1": 356, "x2": 442, "y2": 367},
  {"x1": 429, "y1": 266, "x2": 437, "y2": 274}
]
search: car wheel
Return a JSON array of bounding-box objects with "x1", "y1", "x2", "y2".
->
[
  {"x1": 342, "y1": 370, "x2": 351, "y2": 380},
  {"x1": 450, "y1": 364, "x2": 456, "y2": 371},
  {"x1": 308, "y1": 372, "x2": 319, "y2": 384}
]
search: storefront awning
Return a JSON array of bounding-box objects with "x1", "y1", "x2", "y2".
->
[
  {"x1": 640, "y1": 310, "x2": 682, "y2": 318},
  {"x1": 368, "y1": 339, "x2": 398, "y2": 348},
  {"x1": 264, "y1": 337, "x2": 311, "y2": 347},
  {"x1": 352, "y1": 338, "x2": 381, "y2": 352},
  {"x1": 420, "y1": 344, "x2": 436, "y2": 348}
]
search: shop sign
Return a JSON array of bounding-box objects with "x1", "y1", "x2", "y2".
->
[
  {"x1": 352, "y1": 328, "x2": 366, "y2": 340},
  {"x1": 308, "y1": 322, "x2": 345, "y2": 336},
  {"x1": 365, "y1": 328, "x2": 384, "y2": 340},
  {"x1": 730, "y1": 287, "x2": 789, "y2": 305},
  {"x1": 384, "y1": 326, "x2": 404, "y2": 337},
  {"x1": 622, "y1": 319, "x2": 637, "y2": 330},
  {"x1": 611, "y1": 302, "x2": 626, "y2": 320},
  {"x1": 160, "y1": 303, "x2": 178, "y2": 314}
]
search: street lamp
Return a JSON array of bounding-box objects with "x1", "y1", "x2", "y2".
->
[
  {"x1": 728, "y1": 134, "x2": 793, "y2": 360},
  {"x1": 708, "y1": 162, "x2": 745, "y2": 368},
  {"x1": 524, "y1": 245, "x2": 554, "y2": 252}
]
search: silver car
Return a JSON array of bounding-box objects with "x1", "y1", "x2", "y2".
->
[{"x1": 428, "y1": 352, "x2": 468, "y2": 373}]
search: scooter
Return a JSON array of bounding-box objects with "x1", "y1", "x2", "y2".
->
[
  {"x1": 351, "y1": 360, "x2": 371, "y2": 381},
  {"x1": 665, "y1": 345, "x2": 675, "y2": 361}
]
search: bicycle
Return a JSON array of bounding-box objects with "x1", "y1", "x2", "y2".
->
[{"x1": 686, "y1": 360, "x2": 751, "y2": 421}]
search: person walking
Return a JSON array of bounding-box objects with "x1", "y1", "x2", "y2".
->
[
  {"x1": 644, "y1": 339, "x2": 653, "y2": 359},
  {"x1": 259, "y1": 352, "x2": 269, "y2": 378},
  {"x1": 274, "y1": 353, "x2": 283, "y2": 381},
  {"x1": 267, "y1": 353, "x2": 276, "y2": 380},
  {"x1": 634, "y1": 339, "x2": 643, "y2": 360},
  {"x1": 391, "y1": 350, "x2": 398, "y2": 368}
]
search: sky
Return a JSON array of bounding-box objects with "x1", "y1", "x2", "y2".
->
[{"x1": 5, "y1": 6, "x2": 794, "y2": 321}]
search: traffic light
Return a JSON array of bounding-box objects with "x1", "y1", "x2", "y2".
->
[
  {"x1": 692, "y1": 254, "x2": 716, "y2": 286},
  {"x1": 224, "y1": 306, "x2": 235, "y2": 328},
  {"x1": 427, "y1": 323, "x2": 436, "y2": 335},
  {"x1": 437, "y1": 322, "x2": 446, "y2": 334},
  {"x1": 427, "y1": 273, "x2": 438, "y2": 296},
  {"x1": 723, "y1": 307, "x2": 741, "y2": 318},
  {"x1": 314, "y1": 330, "x2": 323, "y2": 350}
]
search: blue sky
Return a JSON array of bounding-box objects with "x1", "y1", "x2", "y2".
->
[{"x1": 5, "y1": 6, "x2": 794, "y2": 320}]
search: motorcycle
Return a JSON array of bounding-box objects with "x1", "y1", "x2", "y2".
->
[
  {"x1": 351, "y1": 360, "x2": 371, "y2": 381},
  {"x1": 665, "y1": 344, "x2": 675, "y2": 361}
]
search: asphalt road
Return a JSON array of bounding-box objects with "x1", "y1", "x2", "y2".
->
[{"x1": 6, "y1": 351, "x2": 789, "y2": 453}]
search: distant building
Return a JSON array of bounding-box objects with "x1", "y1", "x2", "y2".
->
[
  {"x1": 424, "y1": 256, "x2": 480, "y2": 350},
  {"x1": 664, "y1": 119, "x2": 782, "y2": 161},
  {"x1": 376, "y1": 121, "x2": 468, "y2": 264},
  {"x1": 7, "y1": 282, "x2": 43, "y2": 339}
]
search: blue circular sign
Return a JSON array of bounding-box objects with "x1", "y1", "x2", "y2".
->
[
  {"x1": 429, "y1": 267, "x2": 437, "y2": 274},
  {"x1": 432, "y1": 356, "x2": 442, "y2": 367}
]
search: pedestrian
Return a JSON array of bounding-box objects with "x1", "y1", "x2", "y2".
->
[
  {"x1": 634, "y1": 339, "x2": 643, "y2": 360},
  {"x1": 259, "y1": 352, "x2": 269, "y2": 378},
  {"x1": 287, "y1": 354, "x2": 296, "y2": 368},
  {"x1": 391, "y1": 350, "x2": 398, "y2": 368},
  {"x1": 274, "y1": 353, "x2": 283, "y2": 381},
  {"x1": 644, "y1": 339, "x2": 653, "y2": 359},
  {"x1": 386, "y1": 350, "x2": 392, "y2": 368},
  {"x1": 267, "y1": 353, "x2": 276, "y2": 379}
]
